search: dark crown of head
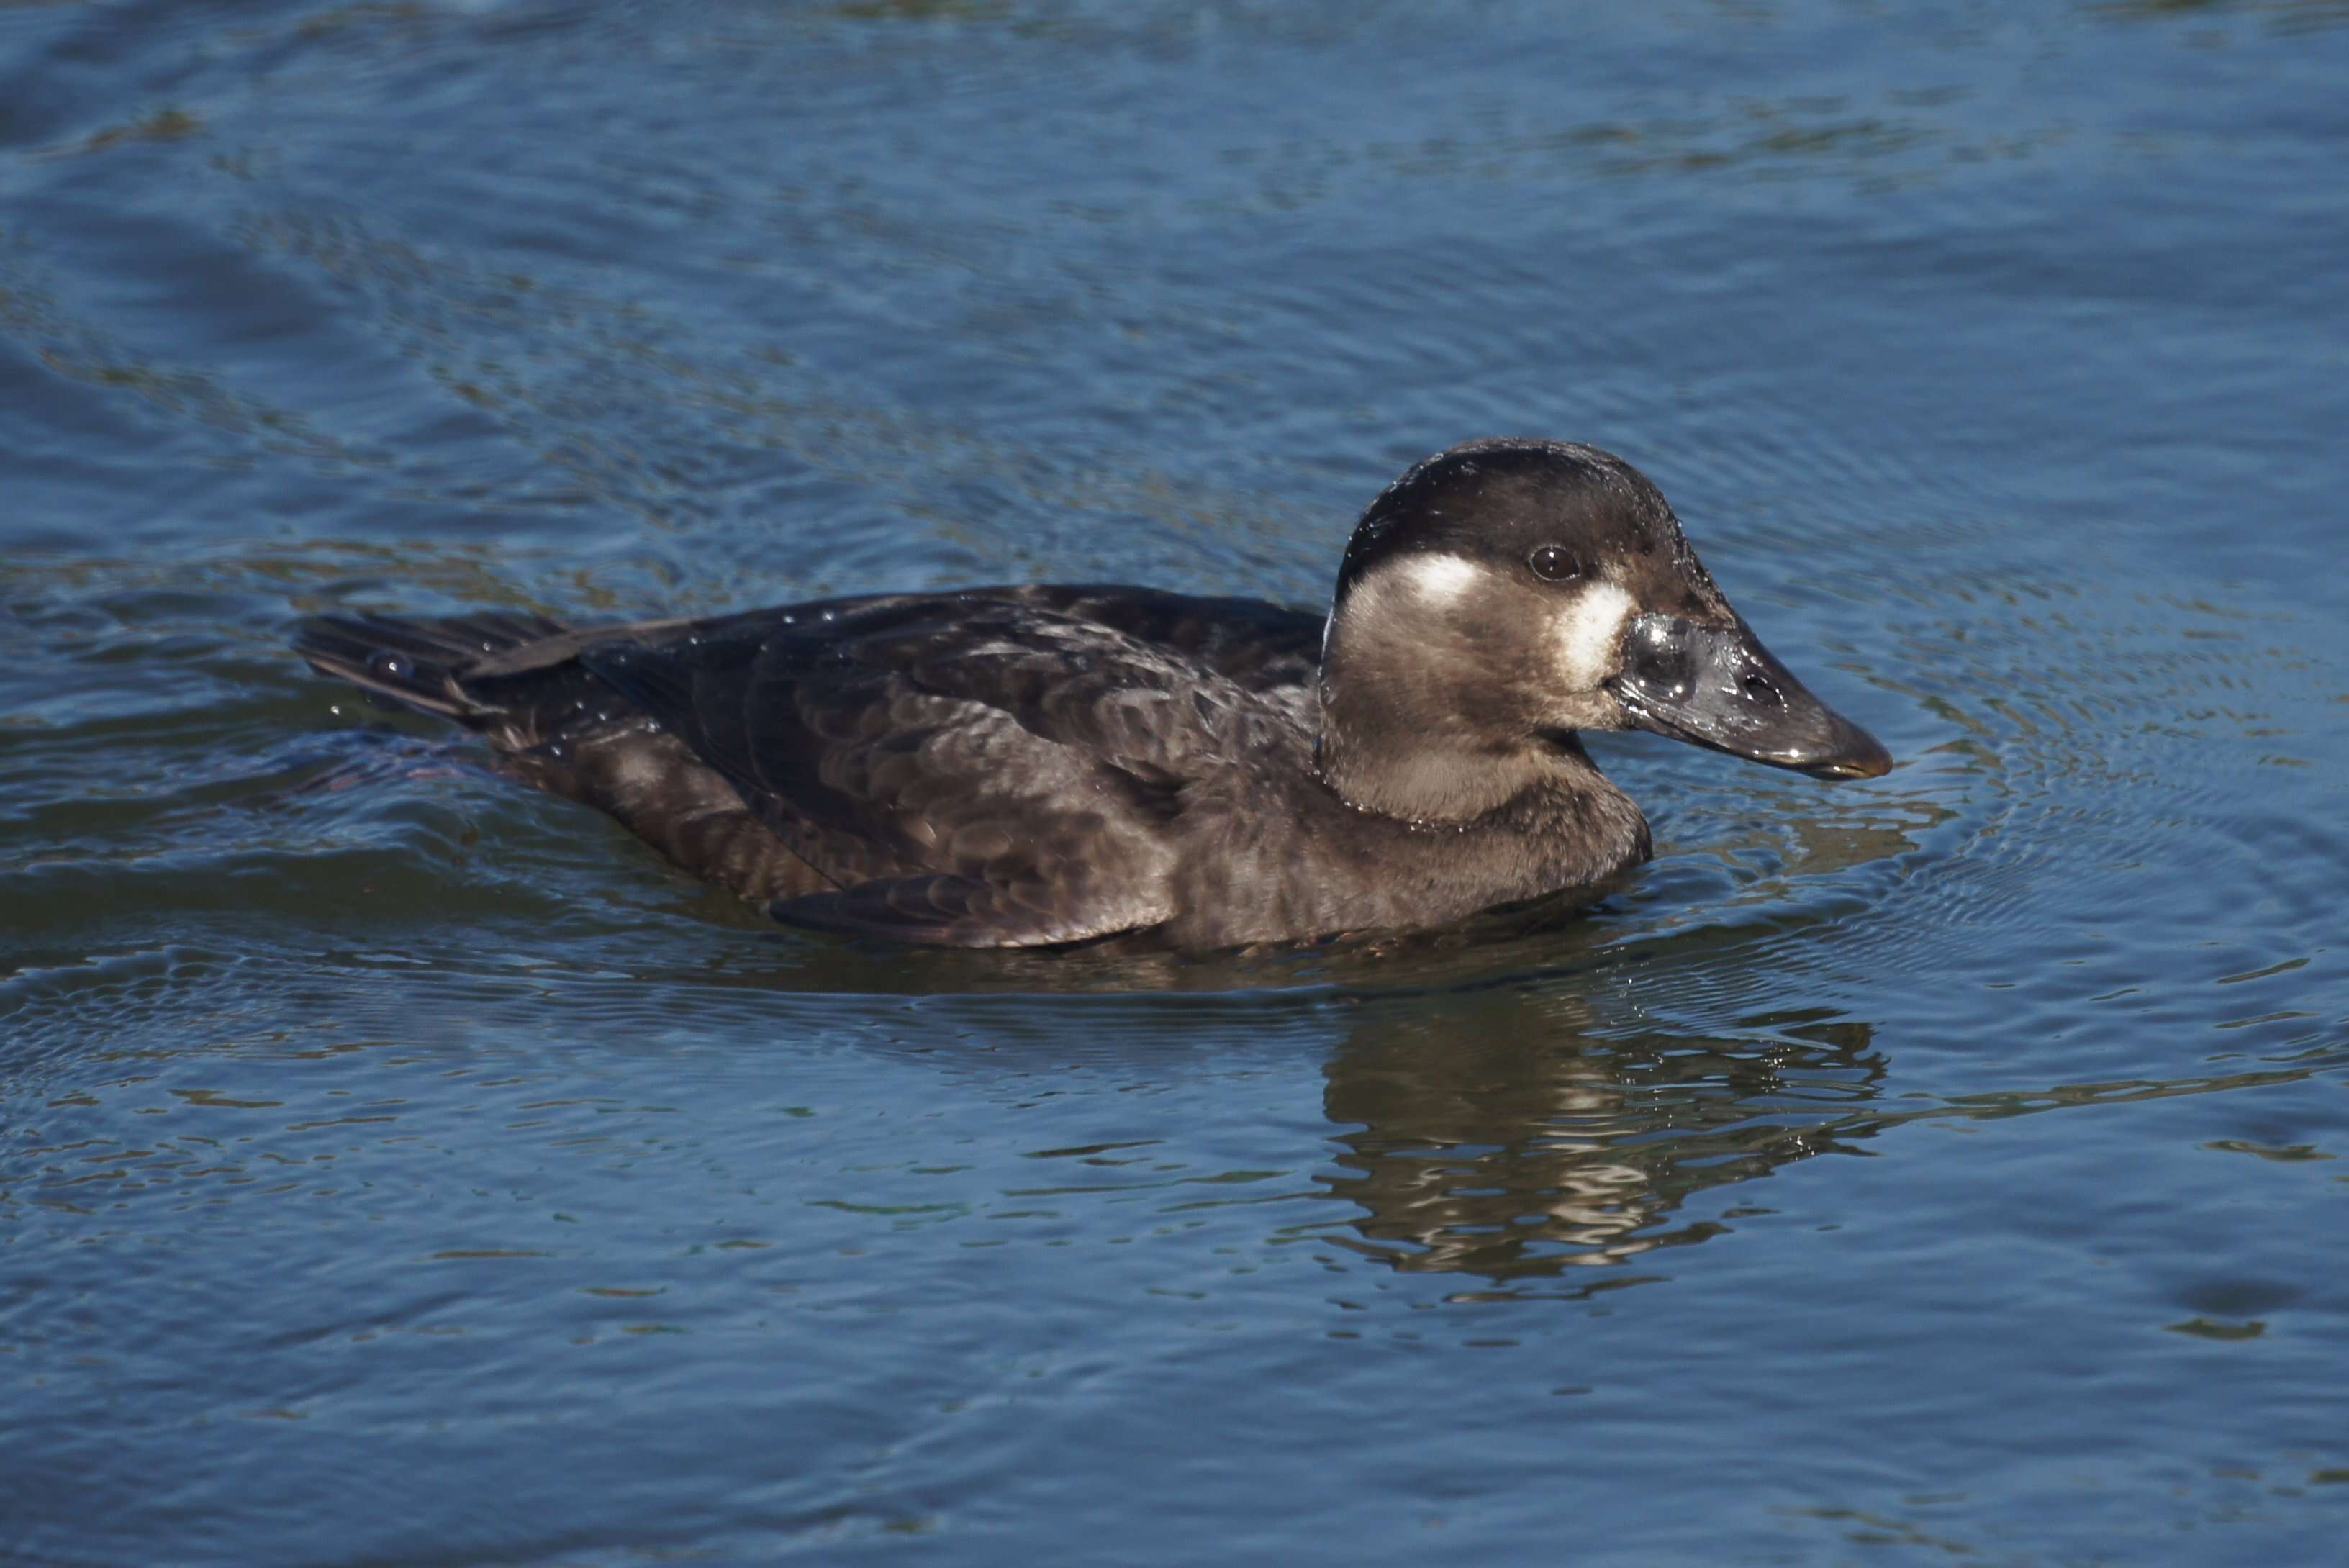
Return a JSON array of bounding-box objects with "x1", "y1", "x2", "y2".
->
[{"x1": 1334, "y1": 438, "x2": 1675, "y2": 605}]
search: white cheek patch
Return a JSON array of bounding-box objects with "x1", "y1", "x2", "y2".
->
[
  {"x1": 1550, "y1": 581, "x2": 1637, "y2": 689},
  {"x1": 1400, "y1": 553, "x2": 1483, "y2": 606}
]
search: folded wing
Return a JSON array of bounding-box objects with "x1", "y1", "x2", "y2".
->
[{"x1": 575, "y1": 593, "x2": 1303, "y2": 946}]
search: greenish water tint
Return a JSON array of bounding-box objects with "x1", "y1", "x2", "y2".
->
[{"x1": 4, "y1": 1, "x2": 2346, "y2": 1563}]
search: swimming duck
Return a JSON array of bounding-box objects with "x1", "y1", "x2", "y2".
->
[{"x1": 295, "y1": 438, "x2": 1889, "y2": 949}]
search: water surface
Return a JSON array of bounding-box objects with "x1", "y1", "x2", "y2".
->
[{"x1": 4, "y1": 2, "x2": 2347, "y2": 1564}]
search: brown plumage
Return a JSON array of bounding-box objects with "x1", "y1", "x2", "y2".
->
[{"x1": 294, "y1": 440, "x2": 1888, "y2": 949}]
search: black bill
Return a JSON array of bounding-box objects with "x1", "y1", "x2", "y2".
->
[{"x1": 1608, "y1": 614, "x2": 1892, "y2": 780}]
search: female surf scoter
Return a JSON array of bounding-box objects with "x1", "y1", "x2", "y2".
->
[{"x1": 296, "y1": 438, "x2": 1890, "y2": 949}]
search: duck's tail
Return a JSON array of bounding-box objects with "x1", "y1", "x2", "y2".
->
[{"x1": 293, "y1": 610, "x2": 569, "y2": 725}]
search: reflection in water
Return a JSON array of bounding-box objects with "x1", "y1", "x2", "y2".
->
[
  {"x1": 1318, "y1": 976, "x2": 1884, "y2": 1297},
  {"x1": 1312, "y1": 965, "x2": 2348, "y2": 1300}
]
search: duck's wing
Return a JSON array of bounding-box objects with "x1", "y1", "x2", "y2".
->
[
  {"x1": 574, "y1": 594, "x2": 1293, "y2": 947},
  {"x1": 439, "y1": 584, "x2": 1326, "y2": 694},
  {"x1": 1008, "y1": 585, "x2": 1324, "y2": 698}
]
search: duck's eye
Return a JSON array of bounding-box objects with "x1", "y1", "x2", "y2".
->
[{"x1": 1528, "y1": 545, "x2": 1583, "y2": 583}]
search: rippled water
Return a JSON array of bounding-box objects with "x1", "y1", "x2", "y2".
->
[{"x1": 5, "y1": 2, "x2": 2347, "y2": 1563}]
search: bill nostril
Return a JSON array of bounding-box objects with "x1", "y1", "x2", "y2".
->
[{"x1": 1739, "y1": 671, "x2": 1782, "y2": 707}]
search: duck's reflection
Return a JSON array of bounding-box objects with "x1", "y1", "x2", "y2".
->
[
  {"x1": 1317, "y1": 975, "x2": 1883, "y2": 1294},
  {"x1": 528, "y1": 867, "x2": 1896, "y2": 1302}
]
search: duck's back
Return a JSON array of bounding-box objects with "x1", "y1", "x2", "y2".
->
[{"x1": 297, "y1": 585, "x2": 1326, "y2": 946}]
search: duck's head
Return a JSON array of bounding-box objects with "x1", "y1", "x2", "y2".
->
[{"x1": 1316, "y1": 437, "x2": 1891, "y2": 822}]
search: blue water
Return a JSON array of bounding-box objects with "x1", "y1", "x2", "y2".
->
[{"x1": 4, "y1": 1, "x2": 2347, "y2": 1563}]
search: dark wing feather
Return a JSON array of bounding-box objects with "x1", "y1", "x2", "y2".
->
[
  {"x1": 830, "y1": 596, "x2": 1305, "y2": 779},
  {"x1": 294, "y1": 610, "x2": 571, "y2": 722},
  {"x1": 1007, "y1": 586, "x2": 1323, "y2": 695},
  {"x1": 576, "y1": 595, "x2": 1300, "y2": 946}
]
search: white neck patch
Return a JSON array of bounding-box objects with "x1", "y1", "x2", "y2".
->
[{"x1": 1551, "y1": 581, "x2": 1638, "y2": 689}]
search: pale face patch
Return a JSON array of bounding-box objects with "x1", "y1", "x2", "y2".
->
[
  {"x1": 1549, "y1": 580, "x2": 1637, "y2": 691},
  {"x1": 1399, "y1": 552, "x2": 1483, "y2": 606},
  {"x1": 1328, "y1": 553, "x2": 1486, "y2": 656}
]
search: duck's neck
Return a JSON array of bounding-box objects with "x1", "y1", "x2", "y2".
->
[
  {"x1": 1313, "y1": 684, "x2": 1652, "y2": 908},
  {"x1": 1313, "y1": 651, "x2": 1595, "y2": 826},
  {"x1": 1313, "y1": 720, "x2": 1537, "y2": 825}
]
